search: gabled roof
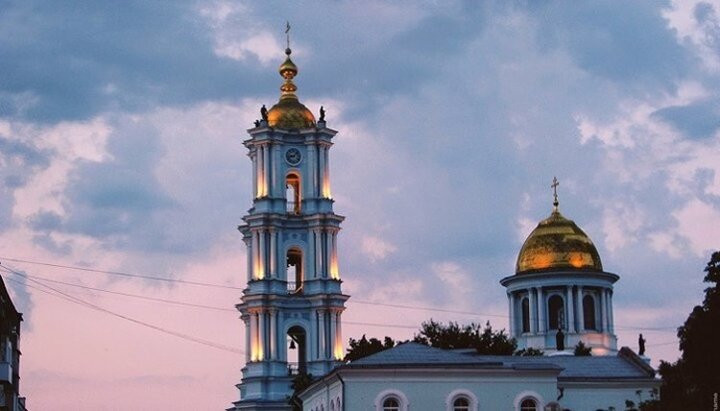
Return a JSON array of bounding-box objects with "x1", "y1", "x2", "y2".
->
[{"x1": 345, "y1": 342, "x2": 655, "y2": 380}]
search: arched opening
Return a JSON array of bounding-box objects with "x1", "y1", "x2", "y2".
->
[
  {"x1": 520, "y1": 398, "x2": 537, "y2": 411},
  {"x1": 521, "y1": 297, "x2": 530, "y2": 333},
  {"x1": 286, "y1": 173, "x2": 301, "y2": 214},
  {"x1": 382, "y1": 398, "x2": 400, "y2": 411},
  {"x1": 286, "y1": 326, "x2": 307, "y2": 375},
  {"x1": 583, "y1": 294, "x2": 596, "y2": 330},
  {"x1": 453, "y1": 397, "x2": 470, "y2": 411},
  {"x1": 548, "y1": 295, "x2": 564, "y2": 331},
  {"x1": 286, "y1": 248, "x2": 303, "y2": 294}
]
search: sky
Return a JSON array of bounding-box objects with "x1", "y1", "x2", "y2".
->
[{"x1": 1, "y1": 1, "x2": 720, "y2": 409}]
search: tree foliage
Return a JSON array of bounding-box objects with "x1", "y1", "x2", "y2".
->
[
  {"x1": 413, "y1": 320, "x2": 517, "y2": 355},
  {"x1": 289, "y1": 372, "x2": 314, "y2": 411},
  {"x1": 656, "y1": 251, "x2": 720, "y2": 410},
  {"x1": 344, "y1": 335, "x2": 396, "y2": 362},
  {"x1": 573, "y1": 341, "x2": 592, "y2": 356}
]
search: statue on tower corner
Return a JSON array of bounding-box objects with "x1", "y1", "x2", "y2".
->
[
  {"x1": 556, "y1": 328, "x2": 565, "y2": 351},
  {"x1": 260, "y1": 104, "x2": 268, "y2": 122},
  {"x1": 319, "y1": 106, "x2": 326, "y2": 122},
  {"x1": 638, "y1": 333, "x2": 646, "y2": 356}
]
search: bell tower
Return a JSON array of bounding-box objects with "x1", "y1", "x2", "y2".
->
[{"x1": 230, "y1": 34, "x2": 347, "y2": 411}]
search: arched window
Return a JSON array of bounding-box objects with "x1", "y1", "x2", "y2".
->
[
  {"x1": 453, "y1": 397, "x2": 470, "y2": 411},
  {"x1": 330, "y1": 401, "x2": 335, "y2": 411},
  {"x1": 286, "y1": 326, "x2": 307, "y2": 375},
  {"x1": 383, "y1": 397, "x2": 400, "y2": 411},
  {"x1": 548, "y1": 295, "x2": 564, "y2": 331},
  {"x1": 521, "y1": 297, "x2": 530, "y2": 333},
  {"x1": 286, "y1": 173, "x2": 301, "y2": 214},
  {"x1": 583, "y1": 295, "x2": 596, "y2": 330},
  {"x1": 520, "y1": 398, "x2": 537, "y2": 411},
  {"x1": 286, "y1": 248, "x2": 303, "y2": 293}
]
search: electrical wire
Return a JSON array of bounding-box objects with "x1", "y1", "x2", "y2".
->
[
  {"x1": 0, "y1": 264, "x2": 244, "y2": 355},
  {"x1": 0, "y1": 257, "x2": 681, "y2": 333},
  {"x1": 0, "y1": 256, "x2": 242, "y2": 290}
]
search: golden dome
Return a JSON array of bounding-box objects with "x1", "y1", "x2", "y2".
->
[
  {"x1": 516, "y1": 209, "x2": 603, "y2": 274},
  {"x1": 266, "y1": 48, "x2": 316, "y2": 129}
]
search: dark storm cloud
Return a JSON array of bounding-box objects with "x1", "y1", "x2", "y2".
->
[
  {"x1": 653, "y1": 100, "x2": 720, "y2": 139},
  {"x1": 0, "y1": 137, "x2": 52, "y2": 229},
  {"x1": 0, "y1": 0, "x2": 269, "y2": 123},
  {"x1": 529, "y1": 1, "x2": 689, "y2": 91},
  {"x1": 27, "y1": 118, "x2": 178, "y2": 252}
]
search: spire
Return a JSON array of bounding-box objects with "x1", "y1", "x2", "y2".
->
[
  {"x1": 551, "y1": 176, "x2": 560, "y2": 212},
  {"x1": 265, "y1": 23, "x2": 316, "y2": 129},
  {"x1": 278, "y1": 22, "x2": 299, "y2": 102}
]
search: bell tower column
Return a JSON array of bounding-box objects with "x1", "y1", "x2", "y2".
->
[{"x1": 231, "y1": 36, "x2": 349, "y2": 411}]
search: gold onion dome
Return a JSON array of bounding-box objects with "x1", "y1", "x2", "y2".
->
[
  {"x1": 267, "y1": 48, "x2": 316, "y2": 129},
  {"x1": 516, "y1": 199, "x2": 603, "y2": 275}
]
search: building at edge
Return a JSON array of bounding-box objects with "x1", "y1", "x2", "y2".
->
[
  {"x1": 0, "y1": 275, "x2": 27, "y2": 411},
  {"x1": 231, "y1": 42, "x2": 661, "y2": 411}
]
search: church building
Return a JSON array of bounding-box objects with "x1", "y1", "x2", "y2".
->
[{"x1": 230, "y1": 37, "x2": 660, "y2": 411}]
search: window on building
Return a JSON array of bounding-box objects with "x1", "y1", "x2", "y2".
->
[
  {"x1": 286, "y1": 248, "x2": 303, "y2": 293},
  {"x1": 286, "y1": 173, "x2": 301, "y2": 214},
  {"x1": 382, "y1": 397, "x2": 400, "y2": 411},
  {"x1": 521, "y1": 297, "x2": 530, "y2": 333},
  {"x1": 520, "y1": 398, "x2": 537, "y2": 411},
  {"x1": 548, "y1": 295, "x2": 564, "y2": 330},
  {"x1": 286, "y1": 326, "x2": 307, "y2": 375},
  {"x1": 583, "y1": 294, "x2": 596, "y2": 330},
  {"x1": 453, "y1": 397, "x2": 470, "y2": 411}
]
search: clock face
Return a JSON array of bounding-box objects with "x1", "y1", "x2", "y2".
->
[{"x1": 285, "y1": 148, "x2": 302, "y2": 166}]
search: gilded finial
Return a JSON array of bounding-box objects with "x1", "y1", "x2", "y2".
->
[
  {"x1": 551, "y1": 176, "x2": 560, "y2": 212},
  {"x1": 264, "y1": 23, "x2": 316, "y2": 129}
]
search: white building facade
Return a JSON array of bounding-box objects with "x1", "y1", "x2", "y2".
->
[{"x1": 299, "y1": 343, "x2": 659, "y2": 411}]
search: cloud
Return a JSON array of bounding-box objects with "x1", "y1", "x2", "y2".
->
[
  {"x1": 0, "y1": 1, "x2": 264, "y2": 123},
  {"x1": 673, "y1": 198, "x2": 720, "y2": 255},
  {"x1": 361, "y1": 236, "x2": 397, "y2": 263},
  {"x1": 652, "y1": 99, "x2": 720, "y2": 139}
]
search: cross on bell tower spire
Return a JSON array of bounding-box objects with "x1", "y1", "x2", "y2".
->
[
  {"x1": 285, "y1": 21, "x2": 291, "y2": 52},
  {"x1": 552, "y1": 176, "x2": 560, "y2": 212}
]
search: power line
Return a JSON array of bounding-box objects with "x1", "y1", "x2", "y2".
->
[
  {"x1": 0, "y1": 265, "x2": 244, "y2": 355},
  {"x1": 0, "y1": 256, "x2": 242, "y2": 290},
  {"x1": 8, "y1": 271, "x2": 237, "y2": 313},
  {"x1": 0, "y1": 257, "x2": 681, "y2": 332}
]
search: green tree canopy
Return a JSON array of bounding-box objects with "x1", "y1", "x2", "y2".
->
[
  {"x1": 413, "y1": 320, "x2": 517, "y2": 355},
  {"x1": 657, "y1": 251, "x2": 720, "y2": 410},
  {"x1": 344, "y1": 335, "x2": 396, "y2": 362}
]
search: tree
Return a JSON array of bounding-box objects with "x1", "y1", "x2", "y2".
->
[
  {"x1": 344, "y1": 335, "x2": 396, "y2": 362},
  {"x1": 289, "y1": 372, "x2": 314, "y2": 411},
  {"x1": 656, "y1": 251, "x2": 720, "y2": 410},
  {"x1": 413, "y1": 320, "x2": 517, "y2": 355},
  {"x1": 573, "y1": 341, "x2": 592, "y2": 356}
]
